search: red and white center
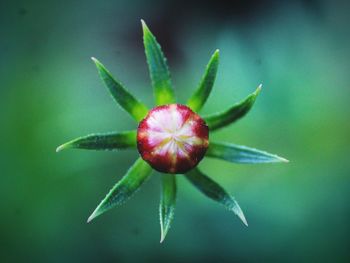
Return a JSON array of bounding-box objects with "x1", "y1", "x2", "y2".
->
[{"x1": 137, "y1": 104, "x2": 209, "y2": 173}]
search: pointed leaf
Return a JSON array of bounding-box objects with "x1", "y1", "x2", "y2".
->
[
  {"x1": 92, "y1": 57, "x2": 149, "y2": 122},
  {"x1": 56, "y1": 130, "x2": 137, "y2": 152},
  {"x1": 203, "y1": 84, "x2": 262, "y2": 130},
  {"x1": 159, "y1": 174, "x2": 177, "y2": 243},
  {"x1": 185, "y1": 168, "x2": 248, "y2": 226},
  {"x1": 187, "y1": 50, "x2": 219, "y2": 112},
  {"x1": 87, "y1": 158, "x2": 153, "y2": 223},
  {"x1": 142, "y1": 20, "x2": 175, "y2": 105},
  {"x1": 206, "y1": 142, "x2": 289, "y2": 164}
]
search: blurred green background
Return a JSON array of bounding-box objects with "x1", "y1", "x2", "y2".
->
[{"x1": 1, "y1": 0, "x2": 350, "y2": 262}]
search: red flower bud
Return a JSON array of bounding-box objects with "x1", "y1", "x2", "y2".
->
[{"x1": 137, "y1": 104, "x2": 209, "y2": 173}]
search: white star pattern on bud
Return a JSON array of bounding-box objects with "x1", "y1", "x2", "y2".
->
[{"x1": 137, "y1": 104, "x2": 209, "y2": 173}]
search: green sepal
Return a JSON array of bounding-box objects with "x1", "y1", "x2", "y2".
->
[
  {"x1": 141, "y1": 20, "x2": 175, "y2": 105},
  {"x1": 185, "y1": 168, "x2": 248, "y2": 226},
  {"x1": 206, "y1": 142, "x2": 289, "y2": 164},
  {"x1": 92, "y1": 57, "x2": 149, "y2": 122},
  {"x1": 187, "y1": 49, "x2": 219, "y2": 112},
  {"x1": 56, "y1": 130, "x2": 137, "y2": 152},
  {"x1": 87, "y1": 158, "x2": 153, "y2": 223},
  {"x1": 203, "y1": 84, "x2": 262, "y2": 130},
  {"x1": 159, "y1": 173, "x2": 177, "y2": 243}
]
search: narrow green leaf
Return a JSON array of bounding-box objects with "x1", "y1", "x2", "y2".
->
[
  {"x1": 141, "y1": 20, "x2": 175, "y2": 105},
  {"x1": 187, "y1": 50, "x2": 219, "y2": 112},
  {"x1": 56, "y1": 130, "x2": 137, "y2": 152},
  {"x1": 87, "y1": 158, "x2": 153, "y2": 223},
  {"x1": 159, "y1": 174, "x2": 177, "y2": 243},
  {"x1": 92, "y1": 57, "x2": 149, "y2": 122},
  {"x1": 185, "y1": 168, "x2": 248, "y2": 226},
  {"x1": 203, "y1": 84, "x2": 262, "y2": 130},
  {"x1": 206, "y1": 142, "x2": 289, "y2": 164}
]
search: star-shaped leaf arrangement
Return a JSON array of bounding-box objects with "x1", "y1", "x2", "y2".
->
[{"x1": 57, "y1": 20, "x2": 288, "y2": 243}]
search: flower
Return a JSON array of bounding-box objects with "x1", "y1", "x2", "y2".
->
[
  {"x1": 57, "y1": 20, "x2": 288, "y2": 243},
  {"x1": 137, "y1": 104, "x2": 209, "y2": 174}
]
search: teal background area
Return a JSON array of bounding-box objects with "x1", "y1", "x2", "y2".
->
[{"x1": 1, "y1": 0, "x2": 349, "y2": 262}]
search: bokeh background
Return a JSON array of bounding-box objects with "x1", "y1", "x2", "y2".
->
[{"x1": 1, "y1": 0, "x2": 350, "y2": 262}]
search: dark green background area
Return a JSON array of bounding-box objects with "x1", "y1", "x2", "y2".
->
[{"x1": 1, "y1": 0, "x2": 349, "y2": 262}]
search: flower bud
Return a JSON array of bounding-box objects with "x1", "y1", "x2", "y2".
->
[{"x1": 137, "y1": 104, "x2": 209, "y2": 173}]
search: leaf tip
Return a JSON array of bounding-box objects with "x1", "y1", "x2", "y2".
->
[
  {"x1": 271, "y1": 153, "x2": 289, "y2": 163},
  {"x1": 160, "y1": 233, "x2": 165, "y2": 243},
  {"x1": 232, "y1": 200, "x2": 248, "y2": 226},
  {"x1": 91, "y1": 57, "x2": 100, "y2": 66},
  {"x1": 160, "y1": 224, "x2": 169, "y2": 243},
  {"x1": 279, "y1": 156, "x2": 289, "y2": 163},
  {"x1": 87, "y1": 209, "x2": 100, "y2": 223},
  {"x1": 159, "y1": 219, "x2": 167, "y2": 243},
  {"x1": 55, "y1": 146, "x2": 62, "y2": 153},
  {"x1": 241, "y1": 214, "x2": 249, "y2": 227},
  {"x1": 56, "y1": 143, "x2": 70, "y2": 153},
  {"x1": 255, "y1": 84, "x2": 262, "y2": 95},
  {"x1": 141, "y1": 19, "x2": 149, "y2": 32},
  {"x1": 91, "y1": 57, "x2": 105, "y2": 72},
  {"x1": 236, "y1": 210, "x2": 248, "y2": 226},
  {"x1": 212, "y1": 49, "x2": 220, "y2": 64}
]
